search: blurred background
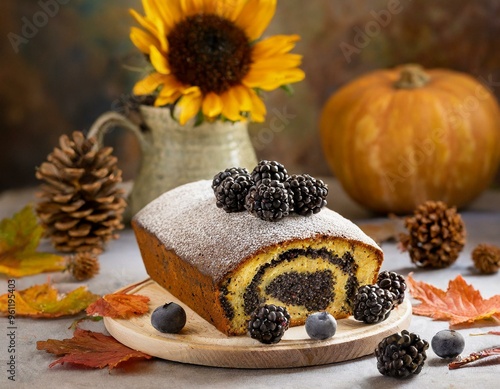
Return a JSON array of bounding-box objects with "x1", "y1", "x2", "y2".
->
[{"x1": 1, "y1": 0, "x2": 500, "y2": 192}]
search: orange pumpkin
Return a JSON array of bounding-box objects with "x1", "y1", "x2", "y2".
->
[{"x1": 320, "y1": 64, "x2": 500, "y2": 214}]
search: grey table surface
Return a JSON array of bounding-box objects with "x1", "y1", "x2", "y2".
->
[{"x1": 0, "y1": 179, "x2": 499, "y2": 389}]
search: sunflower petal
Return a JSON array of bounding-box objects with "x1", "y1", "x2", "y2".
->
[
  {"x1": 180, "y1": 0, "x2": 206, "y2": 16},
  {"x1": 252, "y1": 34, "x2": 301, "y2": 58},
  {"x1": 247, "y1": 88, "x2": 266, "y2": 122},
  {"x1": 250, "y1": 54, "x2": 303, "y2": 70},
  {"x1": 150, "y1": 46, "x2": 170, "y2": 75},
  {"x1": 213, "y1": 0, "x2": 246, "y2": 20},
  {"x1": 153, "y1": 0, "x2": 182, "y2": 33},
  {"x1": 220, "y1": 88, "x2": 244, "y2": 122},
  {"x1": 160, "y1": 75, "x2": 188, "y2": 95},
  {"x1": 244, "y1": 68, "x2": 305, "y2": 91},
  {"x1": 235, "y1": 0, "x2": 277, "y2": 41},
  {"x1": 202, "y1": 92, "x2": 223, "y2": 118},
  {"x1": 130, "y1": 27, "x2": 159, "y2": 54},
  {"x1": 155, "y1": 91, "x2": 181, "y2": 107},
  {"x1": 178, "y1": 87, "x2": 203, "y2": 125},
  {"x1": 129, "y1": 9, "x2": 158, "y2": 36},
  {"x1": 231, "y1": 85, "x2": 253, "y2": 112},
  {"x1": 133, "y1": 73, "x2": 166, "y2": 95}
]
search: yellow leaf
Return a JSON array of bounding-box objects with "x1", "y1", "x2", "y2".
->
[
  {"x1": 0, "y1": 283, "x2": 100, "y2": 318},
  {"x1": 0, "y1": 205, "x2": 66, "y2": 277}
]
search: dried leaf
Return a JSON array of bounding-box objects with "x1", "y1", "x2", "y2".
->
[
  {"x1": 470, "y1": 331, "x2": 500, "y2": 336},
  {"x1": 86, "y1": 293, "x2": 150, "y2": 319},
  {"x1": 0, "y1": 283, "x2": 99, "y2": 318},
  {"x1": 37, "y1": 328, "x2": 152, "y2": 370},
  {"x1": 0, "y1": 205, "x2": 65, "y2": 277},
  {"x1": 357, "y1": 214, "x2": 404, "y2": 244},
  {"x1": 408, "y1": 274, "x2": 500, "y2": 327},
  {"x1": 448, "y1": 346, "x2": 500, "y2": 369}
]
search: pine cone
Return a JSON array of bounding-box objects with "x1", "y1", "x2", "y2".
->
[
  {"x1": 36, "y1": 131, "x2": 126, "y2": 254},
  {"x1": 471, "y1": 244, "x2": 500, "y2": 274},
  {"x1": 66, "y1": 252, "x2": 100, "y2": 281},
  {"x1": 399, "y1": 201, "x2": 465, "y2": 268}
]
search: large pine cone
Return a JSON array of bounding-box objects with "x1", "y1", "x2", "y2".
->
[
  {"x1": 36, "y1": 131, "x2": 126, "y2": 254},
  {"x1": 399, "y1": 201, "x2": 465, "y2": 268}
]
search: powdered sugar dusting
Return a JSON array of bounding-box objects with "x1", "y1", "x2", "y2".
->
[{"x1": 134, "y1": 180, "x2": 381, "y2": 283}]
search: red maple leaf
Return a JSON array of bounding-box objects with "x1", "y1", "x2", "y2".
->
[
  {"x1": 86, "y1": 293, "x2": 150, "y2": 319},
  {"x1": 407, "y1": 273, "x2": 500, "y2": 327},
  {"x1": 37, "y1": 328, "x2": 152, "y2": 370}
]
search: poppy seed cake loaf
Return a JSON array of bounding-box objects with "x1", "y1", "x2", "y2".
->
[{"x1": 132, "y1": 180, "x2": 383, "y2": 336}]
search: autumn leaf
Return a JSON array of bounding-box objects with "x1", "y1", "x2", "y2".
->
[
  {"x1": 0, "y1": 283, "x2": 99, "y2": 318},
  {"x1": 86, "y1": 293, "x2": 150, "y2": 319},
  {"x1": 0, "y1": 205, "x2": 65, "y2": 277},
  {"x1": 448, "y1": 346, "x2": 500, "y2": 369},
  {"x1": 407, "y1": 273, "x2": 500, "y2": 327},
  {"x1": 37, "y1": 328, "x2": 152, "y2": 370}
]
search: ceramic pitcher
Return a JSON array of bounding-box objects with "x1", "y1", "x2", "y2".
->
[{"x1": 88, "y1": 105, "x2": 258, "y2": 221}]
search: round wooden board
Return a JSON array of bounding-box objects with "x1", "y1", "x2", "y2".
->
[{"x1": 104, "y1": 279, "x2": 412, "y2": 369}]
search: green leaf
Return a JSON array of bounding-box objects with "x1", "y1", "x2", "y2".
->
[
  {"x1": 280, "y1": 84, "x2": 295, "y2": 96},
  {"x1": 0, "y1": 205, "x2": 65, "y2": 277}
]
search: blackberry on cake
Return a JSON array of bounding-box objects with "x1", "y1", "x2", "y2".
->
[
  {"x1": 287, "y1": 174, "x2": 328, "y2": 216},
  {"x1": 353, "y1": 284, "x2": 394, "y2": 324},
  {"x1": 245, "y1": 180, "x2": 292, "y2": 222},
  {"x1": 251, "y1": 160, "x2": 288, "y2": 185},
  {"x1": 212, "y1": 167, "x2": 250, "y2": 191},
  {"x1": 377, "y1": 271, "x2": 406, "y2": 306},
  {"x1": 214, "y1": 174, "x2": 254, "y2": 213},
  {"x1": 247, "y1": 304, "x2": 290, "y2": 344},
  {"x1": 132, "y1": 180, "x2": 383, "y2": 336}
]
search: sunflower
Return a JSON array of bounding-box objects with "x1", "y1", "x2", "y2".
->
[{"x1": 130, "y1": 0, "x2": 305, "y2": 125}]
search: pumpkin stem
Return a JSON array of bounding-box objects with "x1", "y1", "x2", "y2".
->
[{"x1": 394, "y1": 64, "x2": 430, "y2": 89}]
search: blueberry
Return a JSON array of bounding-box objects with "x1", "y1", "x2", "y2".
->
[
  {"x1": 151, "y1": 302, "x2": 186, "y2": 334},
  {"x1": 305, "y1": 312, "x2": 337, "y2": 340},
  {"x1": 431, "y1": 329, "x2": 465, "y2": 358}
]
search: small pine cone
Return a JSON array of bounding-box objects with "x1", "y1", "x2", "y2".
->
[
  {"x1": 36, "y1": 131, "x2": 126, "y2": 254},
  {"x1": 66, "y1": 252, "x2": 100, "y2": 281},
  {"x1": 471, "y1": 243, "x2": 500, "y2": 274},
  {"x1": 399, "y1": 201, "x2": 465, "y2": 269}
]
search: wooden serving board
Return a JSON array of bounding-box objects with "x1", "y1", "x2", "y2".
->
[{"x1": 104, "y1": 279, "x2": 412, "y2": 369}]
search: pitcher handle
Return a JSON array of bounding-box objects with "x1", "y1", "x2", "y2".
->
[
  {"x1": 87, "y1": 111, "x2": 147, "y2": 223},
  {"x1": 87, "y1": 111, "x2": 146, "y2": 150}
]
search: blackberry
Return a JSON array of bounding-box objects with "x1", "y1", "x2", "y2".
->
[
  {"x1": 250, "y1": 160, "x2": 288, "y2": 185},
  {"x1": 212, "y1": 167, "x2": 250, "y2": 191},
  {"x1": 247, "y1": 304, "x2": 290, "y2": 344},
  {"x1": 375, "y1": 330, "x2": 429, "y2": 378},
  {"x1": 214, "y1": 174, "x2": 254, "y2": 213},
  {"x1": 245, "y1": 180, "x2": 292, "y2": 222},
  {"x1": 377, "y1": 271, "x2": 407, "y2": 306},
  {"x1": 287, "y1": 174, "x2": 328, "y2": 216},
  {"x1": 353, "y1": 284, "x2": 394, "y2": 324}
]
